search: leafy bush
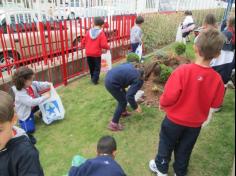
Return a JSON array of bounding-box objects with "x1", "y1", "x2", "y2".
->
[
  {"x1": 159, "y1": 64, "x2": 173, "y2": 83},
  {"x1": 175, "y1": 42, "x2": 186, "y2": 56},
  {"x1": 127, "y1": 52, "x2": 140, "y2": 63}
]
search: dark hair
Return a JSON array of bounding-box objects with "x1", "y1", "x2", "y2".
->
[
  {"x1": 228, "y1": 15, "x2": 235, "y2": 27},
  {"x1": 97, "y1": 136, "x2": 117, "y2": 155},
  {"x1": 196, "y1": 28, "x2": 225, "y2": 60},
  {"x1": 136, "y1": 16, "x2": 144, "y2": 25},
  {"x1": 204, "y1": 14, "x2": 217, "y2": 27},
  {"x1": 94, "y1": 17, "x2": 105, "y2": 26},
  {"x1": 0, "y1": 91, "x2": 14, "y2": 123},
  {"x1": 184, "y1": 10, "x2": 192, "y2": 16},
  {"x1": 13, "y1": 66, "x2": 34, "y2": 91}
]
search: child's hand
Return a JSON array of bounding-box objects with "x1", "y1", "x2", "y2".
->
[
  {"x1": 44, "y1": 92, "x2": 51, "y2": 99},
  {"x1": 135, "y1": 105, "x2": 142, "y2": 113},
  {"x1": 102, "y1": 49, "x2": 107, "y2": 54},
  {"x1": 159, "y1": 104, "x2": 164, "y2": 112}
]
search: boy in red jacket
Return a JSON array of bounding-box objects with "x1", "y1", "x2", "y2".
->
[
  {"x1": 81, "y1": 17, "x2": 110, "y2": 85},
  {"x1": 149, "y1": 28, "x2": 225, "y2": 176}
]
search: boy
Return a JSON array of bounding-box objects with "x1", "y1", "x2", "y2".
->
[
  {"x1": 105, "y1": 57, "x2": 144, "y2": 131},
  {"x1": 69, "y1": 136, "x2": 126, "y2": 176},
  {"x1": 130, "y1": 16, "x2": 144, "y2": 53},
  {"x1": 149, "y1": 28, "x2": 225, "y2": 176},
  {"x1": 0, "y1": 91, "x2": 44, "y2": 176},
  {"x1": 81, "y1": 17, "x2": 110, "y2": 85}
]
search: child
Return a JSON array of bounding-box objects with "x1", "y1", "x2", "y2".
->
[
  {"x1": 194, "y1": 13, "x2": 217, "y2": 42},
  {"x1": 181, "y1": 11, "x2": 195, "y2": 43},
  {"x1": 81, "y1": 17, "x2": 110, "y2": 85},
  {"x1": 130, "y1": 16, "x2": 144, "y2": 53},
  {"x1": 211, "y1": 15, "x2": 235, "y2": 86},
  {"x1": 105, "y1": 57, "x2": 144, "y2": 132},
  {"x1": 12, "y1": 66, "x2": 51, "y2": 134},
  {"x1": 149, "y1": 28, "x2": 225, "y2": 176},
  {"x1": 0, "y1": 91, "x2": 44, "y2": 175},
  {"x1": 69, "y1": 136, "x2": 126, "y2": 176}
]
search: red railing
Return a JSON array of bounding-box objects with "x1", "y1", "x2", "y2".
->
[{"x1": 0, "y1": 14, "x2": 136, "y2": 90}]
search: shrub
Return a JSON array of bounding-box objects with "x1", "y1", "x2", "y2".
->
[
  {"x1": 175, "y1": 42, "x2": 186, "y2": 56},
  {"x1": 127, "y1": 52, "x2": 140, "y2": 63},
  {"x1": 159, "y1": 64, "x2": 173, "y2": 83}
]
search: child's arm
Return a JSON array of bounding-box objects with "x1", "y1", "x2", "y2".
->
[
  {"x1": 18, "y1": 92, "x2": 50, "y2": 107},
  {"x1": 18, "y1": 147, "x2": 44, "y2": 176},
  {"x1": 100, "y1": 32, "x2": 110, "y2": 50},
  {"x1": 126, "y1": 79, "x2": 144, "y2": 110},
  {"x1": 211, "y1": 80, "x2": 225, "y2": 109},
  {"x1": 160, "y1": 69, "x2": 182, "y2": 109},
  {"x1": 69, "y1": 163, "x2": 88, "y2": 176},
  {"x1": 33, "y1": 81, "x2": 51, "y2": 92}
]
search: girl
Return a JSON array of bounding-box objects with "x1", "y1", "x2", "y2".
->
[
  {"x1": 12, "y1": 66, "x2": 51, "y2": 134},
  {"x1": 181, "y1": 11, "x2": 195, "y2": 44}
]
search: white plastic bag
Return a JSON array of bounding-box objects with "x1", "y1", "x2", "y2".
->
[
  {"x1": 39, "y1": 85, "x2": 65, "y2": 125},
  {"x1": 176, "y1": 24, "x2": 183, "y2": 42},
  {"x1": 135, "y1": 44, "x2": 143, "y2": 60},
  {"x1": 101, "y1": 51, "x2": 112, "y2": 72}
]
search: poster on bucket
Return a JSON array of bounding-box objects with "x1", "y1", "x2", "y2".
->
[
  {"x1": 101, "y1": 50, "x2": 112, "y2": 72},
  {"x1": 39, "y1": 85, "x2": 65, "y2": 125}
]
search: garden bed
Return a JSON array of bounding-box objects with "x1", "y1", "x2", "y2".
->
[{"x1": 142, "y1": 55, "x2": 191, "y2": 107}]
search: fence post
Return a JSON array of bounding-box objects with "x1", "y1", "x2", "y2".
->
[
  {"x1": 59, "y1": 21, "x2": 68, "y2": 86},
  {"x1": 38, "y1": 22, "x2": 48, "y2": 65}
]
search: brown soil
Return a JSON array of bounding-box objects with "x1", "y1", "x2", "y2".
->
[{"x1": 141, "y1": 56, "x2": 192, "y2": 107}]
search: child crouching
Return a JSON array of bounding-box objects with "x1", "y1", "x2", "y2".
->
[{"x1": 12, "y1": 67, "x2": 51, "y2": 134}]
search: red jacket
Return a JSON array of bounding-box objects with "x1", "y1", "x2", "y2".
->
[
  {"x1": 81, "y1": 28, "x2": 110, "y2": 57},
  {"x1": 160, "y1": 64, "x2": 225, "y2": 128}
]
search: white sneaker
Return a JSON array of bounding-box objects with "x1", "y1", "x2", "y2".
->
[{"x1": 149, "y1": 160, "x2": 168, "y2": 176}]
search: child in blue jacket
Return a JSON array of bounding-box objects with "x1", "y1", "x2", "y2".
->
[
  {"x1": 69, "y1": 136, "x2": 126, "y2": 176},
  {"x1": 105, "y1": 57, "x2": 144, "y2": 132}
]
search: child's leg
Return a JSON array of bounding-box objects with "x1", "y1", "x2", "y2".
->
[
  {"x1": 19, "y1": 112, "x2": 36, "y2": 134},
  {"x1": 105, "y1": 84, "x2": 127, "y2": 124},
  {"x1": 87, "y1": 57, "x2": 95, "y2": 79},
  {"x1": 173, "y1": 127, "x2": 201, "y2": 176},
  {"x1": 131, "y1": 43, "x2": 139, "y2": 53},
  {"x1": 155, "y1": 117, "x2": 184, "y2": 174},
  {"x1": 92, "y1": 57, "x2": 101, "y2": 84}
]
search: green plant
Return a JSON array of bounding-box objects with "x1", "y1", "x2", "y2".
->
[
  {"x1": 159, "y1": 64, "x2": 173, "y2": 83},
  {"x1": 175, "y1": 42, "x2": 186, "y2": 56},
  {"x1": 127, "y1": 52, "x2": 140, "y2": 63}
]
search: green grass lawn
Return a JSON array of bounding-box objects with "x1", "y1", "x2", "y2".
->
[{"x1": 34, "y1": 74, "x2": 235, "y2": 176}]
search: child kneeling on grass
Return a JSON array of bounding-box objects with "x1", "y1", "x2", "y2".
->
[
  {"x1": 105, "y1": 57, "x2": 144, "y2": 132},
  {"x1": 149, "y1": 28, "x2": 225, "y2": 176},
  {"x1": 69, "y1": 136, "x2": 126, "y2": 176},
  {"x1": 0, "y1": 91, "x2": 44, "y2": 176},
  {"x1": 81, "y1": 17, "x2": 110, "y2": 85},
  {"x1": 12, "y1": 67, "x2": 51, "y2": 136}
]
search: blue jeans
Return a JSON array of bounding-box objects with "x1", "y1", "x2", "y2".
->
[
  {"x1": 105, "y1": 80, "x2": 127, "y2": 124},
  {"x1": 155, "y1": 117, "x2": 201, "y2": 176}
]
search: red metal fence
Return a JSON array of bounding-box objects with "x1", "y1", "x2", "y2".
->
[{"x1": 0, "y1": 14, "x2": 136, "y2": 90}]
